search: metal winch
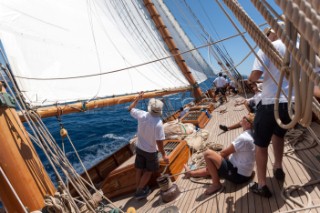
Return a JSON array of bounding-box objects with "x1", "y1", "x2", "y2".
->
[{"x1": 156, "y1": 174, "x2": 181, "y2": 203}]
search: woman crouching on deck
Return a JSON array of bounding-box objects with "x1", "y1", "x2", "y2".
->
[{"x1": 184, "y1": 113, "x2": 255, "y2": 195}]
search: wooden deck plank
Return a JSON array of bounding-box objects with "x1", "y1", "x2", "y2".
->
[{"x1": 110, "y1": 95, "x2": 320, "y2": 213}]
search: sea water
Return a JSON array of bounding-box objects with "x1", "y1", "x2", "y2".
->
[
  {"x1": 37, "y1": 78, "x2": 215, "y2": 182},
  {"x1": 38, "y1": 87, "x2": 209, "y2": 182},
  {"x1": 0, "y1": 79, "x2": 214, "y2": 209}
]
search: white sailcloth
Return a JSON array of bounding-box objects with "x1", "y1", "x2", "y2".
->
[
  {"x1": 155, "y1": 0, "x2": 214, "y2": 78},
  {"x1": 0, "y1": 0, "x2": 206, "y2": 107}
]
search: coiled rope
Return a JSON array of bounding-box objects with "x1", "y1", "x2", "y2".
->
[{"x1": 280, "y1": 127, "x2": 320, "y2": 212}]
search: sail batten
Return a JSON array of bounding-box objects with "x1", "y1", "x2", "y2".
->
[{"x1": 0, "y1": 0, "x2": 208, "y2": 107}]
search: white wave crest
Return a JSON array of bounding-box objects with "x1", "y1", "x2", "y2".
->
[{"x1": 102, "y1": 133, "x2": 127, "y2": 141}]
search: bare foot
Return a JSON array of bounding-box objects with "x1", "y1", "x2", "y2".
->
[
  {"x1": 183, "y1": 164, "x2": 191, "y2": 179},
  {"x1": 204, "y1": 184, "x2": 222, "y2": 195}
]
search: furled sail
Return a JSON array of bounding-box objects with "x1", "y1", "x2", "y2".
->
[{"x1": 0, "y1": 0, "x2": 206, "y2": 107}]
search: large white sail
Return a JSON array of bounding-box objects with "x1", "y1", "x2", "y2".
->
[{"x1": 0, "y1": 0, "x2": 202, "y2": 107}]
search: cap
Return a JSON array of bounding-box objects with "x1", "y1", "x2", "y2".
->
[
  {"x1": 263, "y1": 27, "x2": 271, "y2": 35},
  {"x1": 148, "y1": 98, "x2": 163, "y2": 117}
]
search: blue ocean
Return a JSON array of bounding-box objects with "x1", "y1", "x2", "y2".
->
[
  {"x1": 38, "y1": 79, "x2": 213, "y2": 182},
  {"x1": 0, "y1": 78, "x2": 213, "y2": 209}
]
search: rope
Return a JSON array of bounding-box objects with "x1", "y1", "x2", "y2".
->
[
  {"x1": 0, "y1": 167, "x2": 28, "y2": 213},
  {"x1": 279, "y1": 204, "x2": 320, "y2": 213},
  {"x1": 280, "y1": 127, "x2": 320, "y2": 212},
  {"x1": 251, "y1": 0, "x2": 320, "y2": 126},
  {"x1": 275, "y1": 0, "x2": 320, "y2": 55},
  {"x1": 65, "y1": 133, "x2": 95, "y2": 187},
  {"x1": 187, "y1": 186, "x2": 224, "y2": 213},
  {"x1": 0, "y1": 66, "x2": 119, "y2": 212},
  {"x1": 220, "y1": 0, "x2": 320, "y2": 128}
]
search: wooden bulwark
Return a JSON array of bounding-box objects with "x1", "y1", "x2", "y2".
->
[
  {"x1": 84, "y1": 144, "x2": 134, "y2": 183},
  {"x1": 99, "y1": 140, "x2": 189, "y2": 198}
]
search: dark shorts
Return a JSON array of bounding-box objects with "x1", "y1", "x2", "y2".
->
[
  {"x1": 217, "y1": 159, "x2": 251, "y2": 184},
  {"x1": 215, "y1": 87, "x2": 226, "y2": 95},
  {"x1": 253, "y1": 103, "x2": 291, "y2": 148},
  {"x1": 229, "y1": 86, "x2": 238, "y2": 94},
  {"x1": 135, "y1": 147, "x2": 159, "y2": 172},
  {"x1": 248, "y1": 101, "x2": 256, "y2": 113}
]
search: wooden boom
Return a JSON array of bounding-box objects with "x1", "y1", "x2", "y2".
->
[{"x1": 19, "y1": 87, "x2": 192, "y2": 121}]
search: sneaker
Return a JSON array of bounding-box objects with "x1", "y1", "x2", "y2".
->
[
  {"x1": 274, "y1": 168, "x2": 285, "y2": 181},
  {"x1": 249, "y1": 182, "x2": 272, "y2": 198},
  {"x1": 219, "y1": 125, "x2": 228, "y2": 131},
  {"x1": 134, "y1": 186, "x2": 151, "y2": 200}
]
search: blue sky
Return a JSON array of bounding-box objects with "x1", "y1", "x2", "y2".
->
[{"x1": 164, "y1": 0, "x2": 283, "y2": 76}]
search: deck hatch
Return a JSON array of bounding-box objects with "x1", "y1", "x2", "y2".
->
[{"x1": 159, "y1": 141, "x2": 179, "y2": 156}]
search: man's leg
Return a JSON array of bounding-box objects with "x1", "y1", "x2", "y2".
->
[
  {"x1": 137, "y1": 171, "x2": 153, "y2": 190},
  {"x1": 271, "y1": 134, "x2": 285, "y2": 180},
  {"x1": 271, "y1": 134, "x2": 284, "y2": 169},
  {"x1": 227, "y1": 122, "x2": 241, "y2": 130},
  {"x1": 136, "y1": 168, "x2": 143, "y2": 190},
  {"x1": 255, "y1": 146, "x2": 268, "y2": 187},
  {"x1": 184, "y1": 164, "x2": 208, "y2": 178},
  {"x1": 222, "y1": 89, "x2": 227, "y2": 102},
  {"x1": 203, "y1": 150, "x2": 223, "y2": 194}
]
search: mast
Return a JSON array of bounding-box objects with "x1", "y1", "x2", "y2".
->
[
  {"x1": 0, "y1": 82, "x2": 55, "y2": 211},
  {"x1": 143, "y1": 0, "x2": 204, "y2": 101}
]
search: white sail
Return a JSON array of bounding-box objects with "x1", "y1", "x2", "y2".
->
[
  {"x1": 0, "y1": 0, "x2": 203, "y2": 107},
  {"x1": 154, "y1": 0, "x2": 214, "y2": 79}
]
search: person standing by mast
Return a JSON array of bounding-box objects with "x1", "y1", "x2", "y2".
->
[
  {"x1": 248, "y1": 25, "x2": 291, "y2": 197},
  {"x1": 128, "y1": 92, "x2": 169, "y2": 199}
]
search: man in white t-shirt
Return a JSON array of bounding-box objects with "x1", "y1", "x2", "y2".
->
[
  {"x1": 213, "y1": 72, "x2": 228, "y2": 102},
  {"x1": 128, "y1": 92, "x2": 169, "y2": 199},
  {"x1": 184, "y1": 113, "x2": 255, "y2": 195},
  {"x1": 248, "y1": 25, "x2": 291, "y2": 198}
]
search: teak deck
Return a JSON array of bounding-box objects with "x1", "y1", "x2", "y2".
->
[{"x1": 111, "y1": 95, "x2": 320, "y2": 213}]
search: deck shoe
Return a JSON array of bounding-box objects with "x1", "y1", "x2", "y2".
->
[
  {"x1": 249, "y1": 182, "x2": 272, "y2": 198},
  {"x1": 134, "y1": 186, "x2": 151, "y2": 200},
  {"x1": 274, "y1": 168, "x2": 285, "y2": 181},
  {"x1": 219, "y1": 125, "x2": 228, "y2": 132}
]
